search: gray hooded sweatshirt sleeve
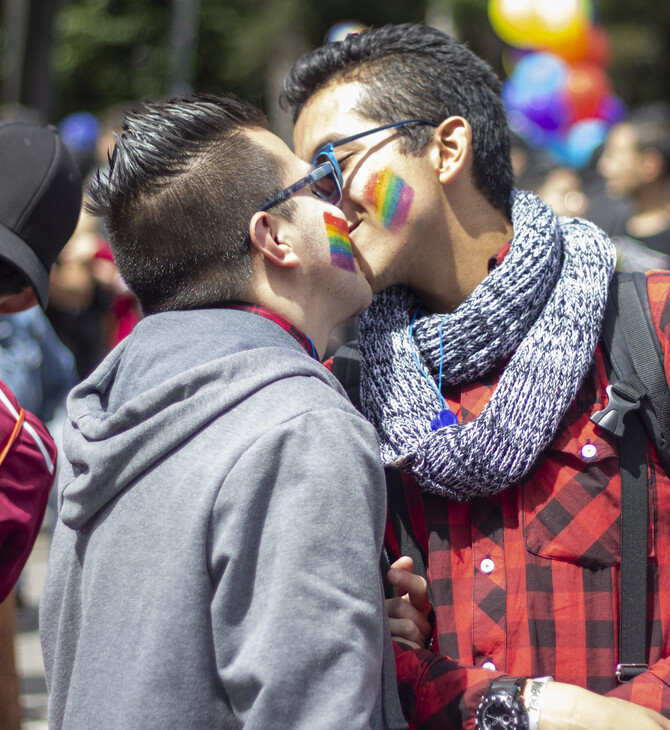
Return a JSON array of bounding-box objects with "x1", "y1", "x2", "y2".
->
[{"x1": 39, "y1": 308, "x2": 406, "y2": 729}]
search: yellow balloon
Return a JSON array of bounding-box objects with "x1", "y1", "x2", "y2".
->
[
  {"x1": 488, "y1": 0, "x2": 593, "y2": 51},
  {"x1": 488, "y1": 0, "x2": 538, "y2": 49},
  {"x1": 529, "y1": 0, "x2": 591, "y2": 49}
]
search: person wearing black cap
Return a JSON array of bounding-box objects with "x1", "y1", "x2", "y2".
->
[{"x1": 0, "y1": 120, "x2": 82, "y2": 729}]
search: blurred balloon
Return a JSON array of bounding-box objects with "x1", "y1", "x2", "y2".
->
[
  {"x1": 582, "y1": 23, "x2": 611, "y2": 66},
  {"x1": 505, "y1": 80, "x2": 571, "y2": 132},
  {"x1": 564, "y1": 118, "x2": 608, "y2": 168},
  {"x1": 511, "y1": 52, "x2": 568, "y2": 94},
  {"x1": 491, "y1": 0, "x2": 620, "y2": 170},
  {"x1": 488, "y1": 0, "x2": 593, "y2": 53},
  {"x1": 488, "y1": 0, "x2": 537, "y2": 49},
  {"x1": 504, "y1": 54, "x2": 572, "y2": 133},
  {"x1": 564, "y1": 63, "x2": 611, "y2": 121},
  {"x1": 501, "y1": 46, "x2": 528, "y2": 79},
  {"x1": 326, "y1": 21, "x2": 368, "y2": 43},
  {"x1": 59, "y1": 111, "x2": 100, "y2": 153},
  {"x1": 597, "y1": 94, "x2": 626, "y2": 125},
  {"x1": 507, "y1": 109, "x2": 552, "y2": 149}
]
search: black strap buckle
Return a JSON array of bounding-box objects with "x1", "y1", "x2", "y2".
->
[
  {"x1": 591, "y1": 384, "x2": 641, "y2": 437},
  {"x1": 616, "y1": 663, "x2": 648, "y2": 683}
]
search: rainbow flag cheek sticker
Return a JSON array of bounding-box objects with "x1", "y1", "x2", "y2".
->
[
  {"x1": 364, "y1": 169, "x2": 414, "y2": 232},
  {"x1": 324, "y1": 211, "x2": 356, "y2": 272}
]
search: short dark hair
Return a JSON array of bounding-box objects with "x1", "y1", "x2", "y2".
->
[
  {"x1": 628, "y1": 103, "x2": 670, "y2": 179},
  {"x1": 86, "y1": 93, "x2": 291, "y2": 313},
  {"x1": 280, "y1": 23, "x2": 513, "y2": 215}
]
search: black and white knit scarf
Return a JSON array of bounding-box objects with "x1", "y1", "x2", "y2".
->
[{"x1": 358, "y1": 190, "x2": 616, "y2": 501}]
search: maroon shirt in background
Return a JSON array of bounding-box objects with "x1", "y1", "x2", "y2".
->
[{"x1": 0, "y1": 378, "x2": 57, "y2": 601}]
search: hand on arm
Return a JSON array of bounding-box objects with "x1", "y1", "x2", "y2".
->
[
  {"x1": 526, "y1": 681, "x2": 670, "y2": 730},
  {"x1": 386, "y1": 556, "x2": 433, "y2": 649}
]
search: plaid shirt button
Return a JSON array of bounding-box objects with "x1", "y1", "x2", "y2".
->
[
  {"x1": 580, "y1": 442, "x2": 598, "y2": 460},
  {"x1": 386, "y1": 273, "x2": 670, "y2": 725},
  {"x1": 480, "y1": 558, "x2": 495, "y2": 574}
]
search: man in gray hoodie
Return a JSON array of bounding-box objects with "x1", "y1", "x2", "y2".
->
[{"x1": 39, "y1": 93, "x2": 406, "y2": 729}]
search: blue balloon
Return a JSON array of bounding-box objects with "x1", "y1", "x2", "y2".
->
[
  {"x1": 507, "y1": 110, "x2": 552, "y2": 149},
  {"x1": 565, "y1": 119, "x2": 609, "y2": 168},
  {"x1": 525, "y1": 93, "x2": 571, "y2": 132},
  {"x1": 58, "y1": 111, "x2": 100, "y2": 153},
  {"x1": 511, "y1": 53, "x2": 568, "y2": 98},
  {"x1": 597, "y1": 94, "x2": 626, "y2": 125},
  {"x1": 546, "y1": 135, "x2": 572, "y2": 166},
  {"x1": 504, "y1": 55, "x2": 571, "y2": 136}
]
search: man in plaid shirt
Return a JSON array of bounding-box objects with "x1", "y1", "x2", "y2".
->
[{"x1": 282, "y1": 23, "x2": 670, "y2": 730}]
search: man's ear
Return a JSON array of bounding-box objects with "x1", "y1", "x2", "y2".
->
[
  {"x1": 433, "y1": 116, "x2": 472, "y2": 185},
  {"x1": 0, "y1": 288, "x2": 39, "y2": 314},
  {"x1": 248, "y1": 211, "x2": 300, "y2": 269}
]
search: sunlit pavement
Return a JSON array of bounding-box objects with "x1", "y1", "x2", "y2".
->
[{"x1": 16, "y1": 530, "x2": 49, "y2": 729}]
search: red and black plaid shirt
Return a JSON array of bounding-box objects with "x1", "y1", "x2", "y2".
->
[
  {"x1": 382, "y1": 271, "x2": 670, "y2": 728},
  {"x1": 224, "y1": 303, "x2": 318, "y2": 359}
]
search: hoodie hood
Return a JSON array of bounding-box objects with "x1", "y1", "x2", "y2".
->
[{"x1": 59, "y1": 308, "x2": 340, "y2": 530}]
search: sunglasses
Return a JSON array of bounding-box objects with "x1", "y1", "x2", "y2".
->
[{"x1": 257, "y1": 119, "x2": 438, "y2": 213}]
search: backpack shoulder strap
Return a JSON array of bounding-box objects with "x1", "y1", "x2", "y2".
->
[
  {"x1": 592, "y1": 271, "x2": 670, "y2": 475},
  {"x1": 330, "y1": 340, "x2": 430, "y2": 597},
  {"x1": 590, "y1": 271, "x2": 670, "y2": 681}
]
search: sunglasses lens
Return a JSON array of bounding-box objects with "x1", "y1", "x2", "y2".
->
[{"x1": 311, "y1": 154, "x2": 341, "y2": 204}]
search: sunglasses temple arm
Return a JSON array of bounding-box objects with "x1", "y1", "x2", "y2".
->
[
  {"x1": 258, "y1": 164, "x2": 334, "y2": 212},
  {"x1": 330, "y1": 119, "x2": 438, "y2": 149}
]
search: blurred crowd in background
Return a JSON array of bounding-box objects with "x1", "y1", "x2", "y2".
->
[
  {"x1": 0, "y1": 103, "x2": 141, "y2": 511},
  {"x1": 3, "y1": 2, "x2": 670, "y2": 726}
]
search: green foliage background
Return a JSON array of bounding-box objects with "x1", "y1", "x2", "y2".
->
[
  {"x1": 49, "y1": 0, "x2": 428, "y2": 119},
  {"x1": 2, "y1": 0, "x2": 670, "y2": 125}
]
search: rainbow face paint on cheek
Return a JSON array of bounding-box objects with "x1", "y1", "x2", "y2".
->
[
  {"x1": 364, "y1": 168, "x2": 414, "y2": 232},
  {"x1": 324, "y1": 211, "x2": 356, "y2": 272}
]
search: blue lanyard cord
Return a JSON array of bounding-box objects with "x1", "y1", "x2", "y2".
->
[
  {"x1": 437, "y1": 314, "x2": 450, "y2": 400},
  {"x1": 306, "y1": 335, "x2": 319, "y2": 361},
  {"x1": 409, "y1": 302, "x2": 447, "y2": 408}
]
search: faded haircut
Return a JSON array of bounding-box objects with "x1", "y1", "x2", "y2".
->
[
  {"x1": 86, "y1": 93, "x2": 289, "y2": 313},
  {"x1": 280, "y1": 23, "x2": 513, "y2": 215}
]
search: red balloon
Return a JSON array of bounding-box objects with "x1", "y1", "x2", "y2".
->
[
  {"x1": 564, "y1": 63, "x2": 611, "y2": 121},
  {"x1": 546, "y1": 22, "x2": 611, "y2": 65},
  {"x1": 583, "y1": 24, "x2": 611, "y2": 67}
]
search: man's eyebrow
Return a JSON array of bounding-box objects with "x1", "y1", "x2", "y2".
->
[{"x1": 308, "y1": 133, "x2": 362, "y2": 160}]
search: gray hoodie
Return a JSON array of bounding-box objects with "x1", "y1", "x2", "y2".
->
[{"x1": 40, "y1": 308, "x2": 406, "y2": 729}]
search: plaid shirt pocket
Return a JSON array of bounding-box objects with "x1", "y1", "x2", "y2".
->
[{"x1": 522, "y1": 401, "x2": 631, "y2": 569}]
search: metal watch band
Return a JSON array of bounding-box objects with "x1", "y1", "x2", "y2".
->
[
  {"x1": 475, "y1": 677, "x2": 528, "y2": 730},
  {"x1": 525, "y1": 676, "x2": 553, "y2": 730}
]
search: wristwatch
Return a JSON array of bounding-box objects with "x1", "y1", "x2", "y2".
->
[{"x1": 475, "y1": 677, "x2": 528, "y2": 730}]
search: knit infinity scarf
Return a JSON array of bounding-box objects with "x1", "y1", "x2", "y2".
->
[{"x1": 358, "y1": 190, "x2": 616, "y2": 501}]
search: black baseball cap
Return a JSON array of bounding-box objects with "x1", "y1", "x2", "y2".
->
[{"x1": 0, "y1": 121, "x2": 83, "y2": 308}]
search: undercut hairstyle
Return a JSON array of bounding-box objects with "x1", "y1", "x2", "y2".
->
[
  {"x1": 86, "y1": 93, "x2": 291, "y2": 314},
  {"x1": 281, "y1": 23, "x2": 513, "y2": 215}
]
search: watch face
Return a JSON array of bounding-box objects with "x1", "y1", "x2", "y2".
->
[{"x1": 476, "y1": 692, "x2": 526, "y2": 730}]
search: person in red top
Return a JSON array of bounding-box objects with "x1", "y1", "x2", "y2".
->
[
  {"x1": 0, "y1": 120, "x2": 82, "y2": 727},
  {"x1": 282, "y1": 23, "x2": 670, "y2": 730}
]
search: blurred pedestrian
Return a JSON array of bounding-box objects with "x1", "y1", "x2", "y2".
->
[
  {"x1": 0, "y1": 121, "x2": 82, "y2": 730},
  {"x1": 597, "y1": 103, "x2": 670, "y2": 270}
]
